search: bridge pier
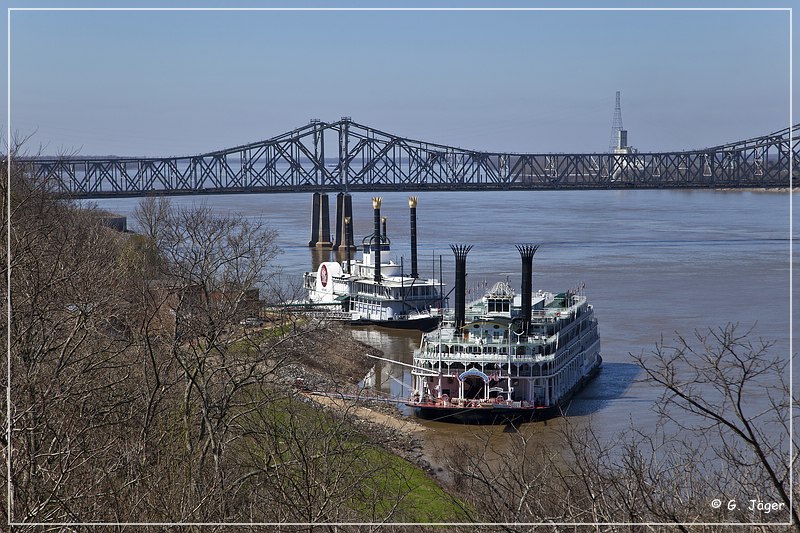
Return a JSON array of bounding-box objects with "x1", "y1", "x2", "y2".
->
[
  {"x1": 308, "y1": 192, "x2": 332, "y2": 248},
  {"x1": 333, "y1": 192, "x2": 356, "y2": 251}
]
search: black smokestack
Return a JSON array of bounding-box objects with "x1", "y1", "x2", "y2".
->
[
  {"x1": 382, "y1": 216, "x2": 388, "y2": 242},
  {"x1": 372, "y1": 197, "x2": 382, "y2": 283},
  {"x1": 344, "y1": 216, "x2": 352, "y2": 274},
  {"x1": 516, "y1": 244, "x2": 540, "y2": 333},
  {"x1": 450, "y1": 244, "x2": 473, "y2": 330},
  {"x1": 409, "y1": 196, "x2": 418, "y2": 278}
]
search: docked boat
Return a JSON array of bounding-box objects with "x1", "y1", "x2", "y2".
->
[
  {"x1": 303, "y1": 197, "x2": 445, "y2": 331},
  {"x1": 406, "y1": 244, "x2": 602, "y2": 424}
]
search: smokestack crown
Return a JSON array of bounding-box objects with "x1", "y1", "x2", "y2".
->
[
  {"x1": 450, "y1": 244, "x2": 473, "y2": 258},
  {"x1": 515, "y1": 244, "x2": 539, "y2": 259}
]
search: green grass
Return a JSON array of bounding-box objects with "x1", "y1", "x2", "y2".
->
[
  {"x1": 234, "y1": 393, "x2": 470, "y2": 522},
  {"x1": 356, "y1": 448, "x2": 469, "y2": 522},
  {"x1": 159, "y1": 374, "x2": 469, "y2": 523}
]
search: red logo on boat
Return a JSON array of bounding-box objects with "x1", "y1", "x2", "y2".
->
[{"x1": 320, "y1": 264, "x2": 329, "y2": 287}]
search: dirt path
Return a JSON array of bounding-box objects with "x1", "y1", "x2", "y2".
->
[{"x1": 305, "y1": 392, "x2": 427, "y2": 435}]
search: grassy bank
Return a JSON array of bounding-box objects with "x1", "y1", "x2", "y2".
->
[{"x1": 230, "y1": 392, "x2": 469, "y2": 523}]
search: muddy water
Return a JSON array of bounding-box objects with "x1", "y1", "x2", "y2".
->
[{"x1": 91, "y1": 189, "x2": 795, "y2": 455}]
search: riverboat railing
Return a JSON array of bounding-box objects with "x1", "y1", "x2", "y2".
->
[{"x1": 417, "y1": 328, "x2": 597, "y2": 364}]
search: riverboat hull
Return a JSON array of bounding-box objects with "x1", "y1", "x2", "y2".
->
[
  {"x1": 350, "y1": 314, "x2": 440, "y2": 331},
  {"x1": 409, "y1": 404, "x2": 559, "y2": 424}
]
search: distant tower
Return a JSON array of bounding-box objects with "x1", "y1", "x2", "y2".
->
[{"x1": 608, "y1": 91, "x2": 624, "y2": 152}]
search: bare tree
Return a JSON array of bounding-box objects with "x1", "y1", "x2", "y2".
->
[
  {"x1": 6, "y1": 160, "x2": 145, "y2": 523},
  {"x1": 632, "y1": 324, "x2": 797, "y2": 527},
  {"x1": 6, "y1": 172, "x2": 448, "y2": 526},
  {"x1": 441, "y1": 324, "x2": 796, "y2": 530}
]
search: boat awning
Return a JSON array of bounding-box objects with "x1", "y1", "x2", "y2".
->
[{"x1": 334, "y1": 294, "x2": 349, "y2": 302}]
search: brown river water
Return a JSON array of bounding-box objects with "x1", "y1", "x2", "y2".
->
[{"x1": 91, "y1": 189, "x2": 796, "y2": 457}]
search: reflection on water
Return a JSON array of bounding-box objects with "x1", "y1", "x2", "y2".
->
[
  {"x1": 309, "y1": 248, "x2": 332, "y2": 272},
  {"x1": 352, "y1": 326, "x2": 421, "y2": 415},
  {"x1": 560, "y1": 362, "x2": 641, "y2": 417}
]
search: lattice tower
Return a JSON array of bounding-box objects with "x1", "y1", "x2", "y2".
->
[{"x1": 608, "y1": 91, "x2": 624, "y2": 152}]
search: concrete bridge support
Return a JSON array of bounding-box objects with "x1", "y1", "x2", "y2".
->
[
  {"x1": 333, "y1": 192, "x2": 356, "y2": 251},
  {"x1": 307, "y1": 192, "x2": 332, "y2": 248}
]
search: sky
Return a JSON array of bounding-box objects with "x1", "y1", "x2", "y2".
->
[{"x1": 1, "y1": 1, "x2": 795, "y2": 157}]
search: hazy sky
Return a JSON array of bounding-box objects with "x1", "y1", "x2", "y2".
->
[{"x1": 3, "y1": 2, "x2": 794, "y2": 157}]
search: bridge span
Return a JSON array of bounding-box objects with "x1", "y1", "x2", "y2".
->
[{"x1": 19, "y1": 118, "x2": 798, "y2": 199}]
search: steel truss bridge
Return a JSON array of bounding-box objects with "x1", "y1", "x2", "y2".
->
[{"x1": 21, "y1": 118, "x2": 798, "y2": 198}]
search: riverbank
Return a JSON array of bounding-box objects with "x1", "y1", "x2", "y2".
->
[
  {"x1": 713, "y1": 186, "x2": 797, "y2": 193},
  {"x1": 273, "y1": 322, "x2": 450, "y2": 483}
]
